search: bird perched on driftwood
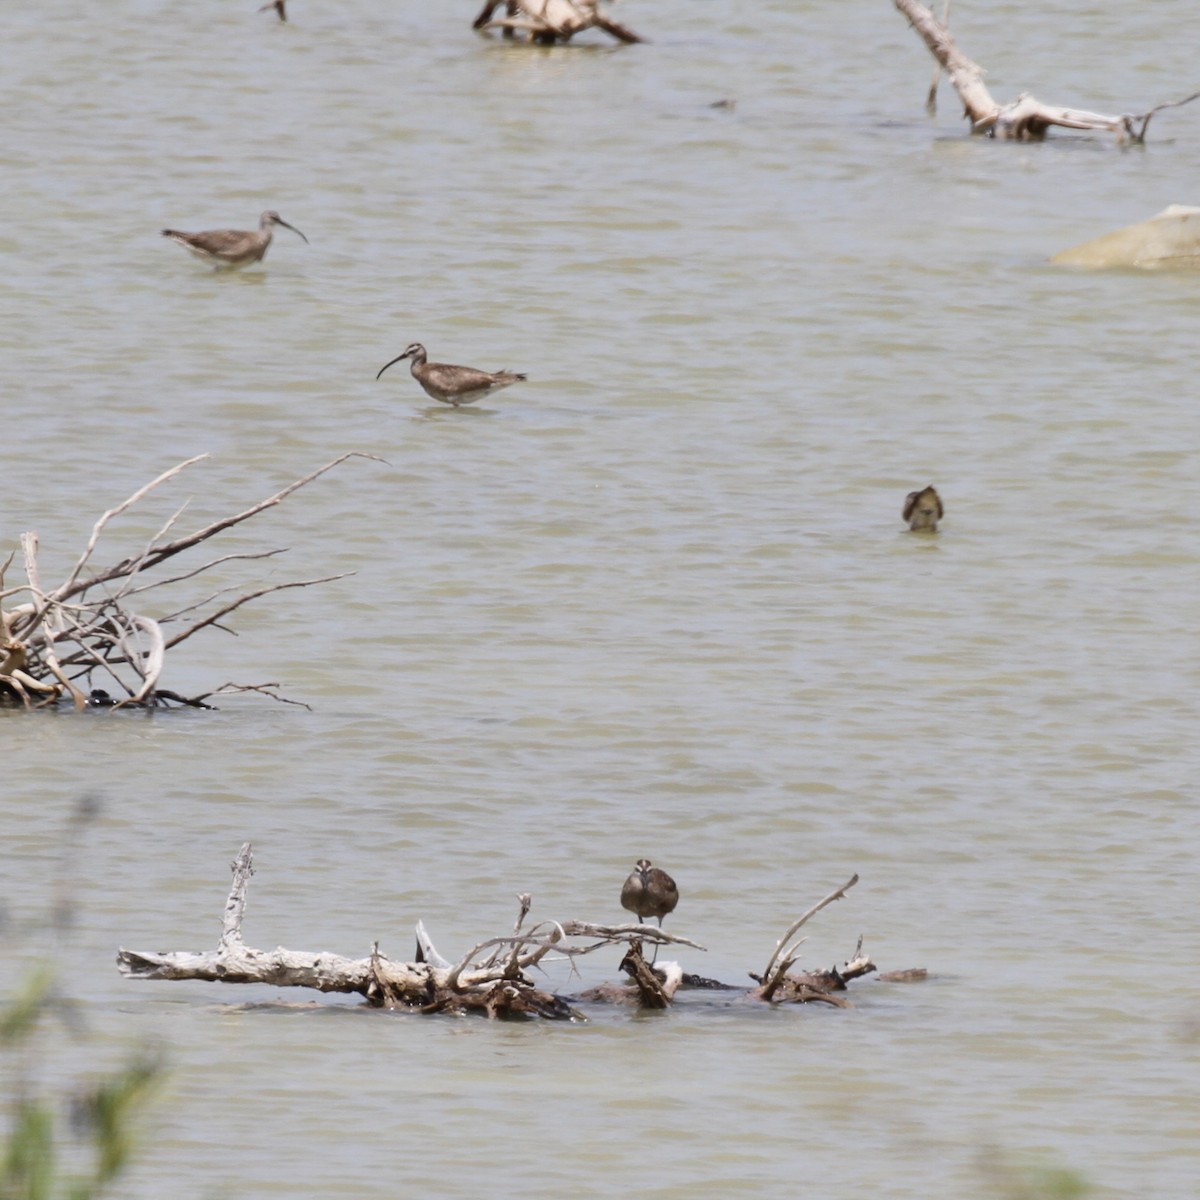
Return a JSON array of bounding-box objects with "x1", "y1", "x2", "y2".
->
[
  {"x1": 160, "y1": 211, "x2": 308, "y2": 268},
  {"x1": 375, "y1": 343, "x2": 526, "y2": 407},
  {"x1": 903, "y1": 485, "x2": 944, "y2": 532},
  {"x1": 620, "y1": 859, "x2": 679, "y2": 928}
]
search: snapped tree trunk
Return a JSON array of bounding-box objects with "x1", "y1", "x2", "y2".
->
[{"x1": 893, "y1": 0, "x2": 1199, "y2": 142}]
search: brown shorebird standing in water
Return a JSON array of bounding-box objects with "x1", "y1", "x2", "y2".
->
[
  {"x1": 621, "y1": 859, "x2": 679, "y2": 928},
  {"x1": 259, "y1": 0, "x2": 287, "y2": 19},
  {"x1": 160, "y1": 211, "x2": 308, "y2": 268},
  {"x1": 375, "y1": 343, "x2": 526, "y2": 407},
  {"x1": 903, "y1": 485, "x2": 944, "y2": 532}
]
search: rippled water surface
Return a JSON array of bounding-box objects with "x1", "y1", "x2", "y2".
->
[{"x1": 3, "y1": 2, "x2": 1198, "y2": 1197}]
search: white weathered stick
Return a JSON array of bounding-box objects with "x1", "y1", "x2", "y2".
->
[
  {"x1": 22, "y1": 533, "x2": 86, "y2": 709},
  {"x1": 514, "y1": 893, "x2": 532, "y2": 934},
  {"x1": 560, "y1": 920, "x2": 707, "y2": 951},
  {"x1": 415, "y1": 921, "x2": 452, "y2": 969},
  {"x1": 219, "y1": 842, "x2": 254, "y2": 953},
  {"x1": 120, "y1": 615, "x2": 165, "y2": 704},
  {"x1": 117, "y1": 945, "x2": 382, "y2": 993}
]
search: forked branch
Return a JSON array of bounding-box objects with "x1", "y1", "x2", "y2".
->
[{"x1": 760, "y1": 873, "x2": 860, "y2": 983}]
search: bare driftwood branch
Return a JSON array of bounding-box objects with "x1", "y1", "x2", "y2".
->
[
  {"x1": 2, "y1": 454, "x2": 378, "y2": 709},
  {"x1": 893, "y1": 0, "x2": 1199, "y2": 142},
  {"x1": 760, "y1": 874, "x2": 859, "y2": 984},
  {"x1": 473, "y1": 0, "x2": 642, "y2": 44},
  {"x1": 117, "y1": 850, "x2": 901, "y2": 1020},
  {"x1": 558, "y1": 920, "x2": 706, "y2": 952}
]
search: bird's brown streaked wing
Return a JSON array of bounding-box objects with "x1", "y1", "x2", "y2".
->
[
  {"x1": 182, "y1": 229, "x2": 256, "y2": 256},
  {"x1": 427, "y1": 364, "x2": 503, "y2": 392}
]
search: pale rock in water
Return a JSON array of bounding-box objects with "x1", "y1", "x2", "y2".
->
[{"x1": 1052, "y1": 205, "x2": 1200, "y2": 270}]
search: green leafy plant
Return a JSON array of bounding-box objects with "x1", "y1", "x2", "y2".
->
[
  {"x1": 980, "y1": 1146, "x2": 1093, "y2": 1200},
  {"x1": 1, "y1": 800, "x2": 165, "y2": 1200}
]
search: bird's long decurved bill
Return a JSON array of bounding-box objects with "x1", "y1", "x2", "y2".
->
[
  {"x1": 277, "y1": 218, "x2": 308, "y2": 244},
  {"x1": 375, "y1": 353, "x2": 410, "y2": 381}
]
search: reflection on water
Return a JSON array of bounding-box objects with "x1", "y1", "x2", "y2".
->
[{"x1": 3, "y1": 1, "x2": 1199, "y2": 1198}]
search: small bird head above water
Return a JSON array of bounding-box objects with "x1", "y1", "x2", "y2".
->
[
  {"x1": 903, "y1": 485, "x2": 944, "y2": 532},
  {"x1": 262, "y1": 211, "x2": 308, "y2": 243}
]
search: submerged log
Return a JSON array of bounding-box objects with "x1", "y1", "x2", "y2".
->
[
  {"x1": 1, "y1": 454, "x2": 376, "y2": 710},
  {"x1": 894, "y1": 0, "x2": 1199, "y2": 142},
  {"x1": 117, "y1": 849, "x2": 908, "y2": 1019},
  {"x1": 1051, "y1": 205, "x2": 1200, "y2": 270},
  {"x1": 473, "y1": 0, "x2": 643, "y2": 45}
]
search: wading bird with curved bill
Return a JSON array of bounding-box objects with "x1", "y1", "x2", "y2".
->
[
  {"x1": 375, "y1": 343, "x2": 526, "y2": 407},
  {"x1": 160, "y1": 210, "x2": 308, "y2": 268}
]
